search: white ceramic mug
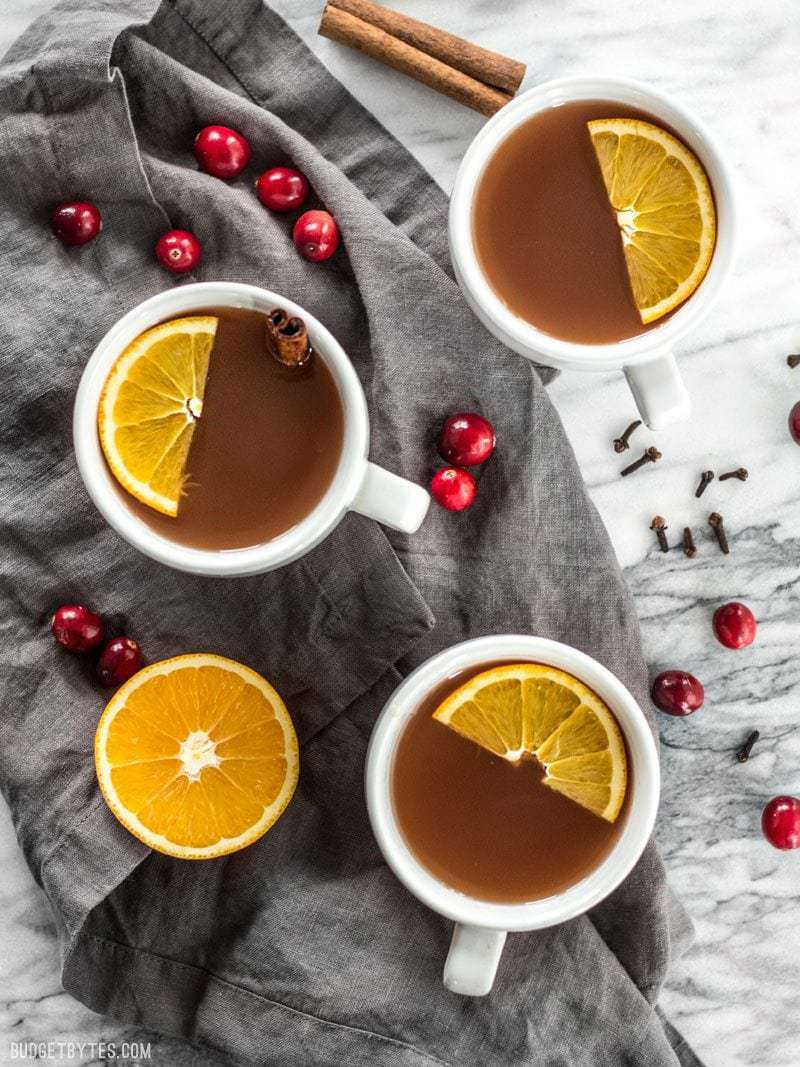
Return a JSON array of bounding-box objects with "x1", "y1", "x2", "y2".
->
[
  {"x1": 365, "y1": 634, "x2": 660, "y2": 996},
  {"x1": 449, "y1": 76, "x2": 738, "y2": 429},
  {"x1": 73, "y1": 282, "x2": 430, "y2": 576}
]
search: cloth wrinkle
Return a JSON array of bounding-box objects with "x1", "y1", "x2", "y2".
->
[{"x1": 70, "y1": 932, "x2": 453, "y2": 1067}]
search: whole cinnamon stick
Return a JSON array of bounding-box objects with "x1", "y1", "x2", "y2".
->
[
  {"x1": 319, "y1": 2, "x2": 515, "y2": 116},
  {"x1": 328, "y1": 0, "x2": 525, "y2": 93}
]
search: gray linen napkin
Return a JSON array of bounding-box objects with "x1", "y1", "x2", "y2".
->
[{"x1": 0, "y1": 1, "x2": 701, "y2": 1064}]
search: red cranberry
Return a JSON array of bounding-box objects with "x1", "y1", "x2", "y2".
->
[
  {"x1": 438, "y1": 412, "x2": 496, "y2": 466},
  {"x1": 51, "y1": 604, "x2": 105, "y2": 653},
  {"x1": 194, "y1": 125, "x2": 251, "y2": 180},
  {"x1": 292, "y1": 210, "x2": 340, "y2": 262},
  {"x1": 651, "y1": 670, "x2": 704, "y2": 716},
  {"x1": 256, "y1": 166, "x2": 310, "y2": 212},
  {"x1": 96, "y1": 636, "x2": 143, "y2": 687},
  {"x1": 761, "y1": 796, "x2": 800, "y2": 850},
  {"x1": 789, "y1": 401, "x2": 800, "y2": 445},
  {"x1": 51, "y1": 201, "x2": 102, "y2": 246},
  {"x1": 155, "y1": 230, "x2": 201, "y2": 274},
  {"x1": 431, "y1": 467, "x2": 477, "y2": 511},
  {"x1": 713, "y1": 601, "x2": 757, "y2": 649}
]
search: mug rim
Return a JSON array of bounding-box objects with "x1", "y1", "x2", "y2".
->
[
  {"x1": 448, "y1": 74, "x2": 738, "y2": 372},
  {"x1": 73, "y1": 281, "x2": 369, "y2": 576},
  {"x1": 365, "y1": 634, "x2": 660, "y2": 932}
]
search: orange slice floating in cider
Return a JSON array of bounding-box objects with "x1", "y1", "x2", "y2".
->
[
  {"x1": 433, "y1": 663, "x2": 627, "y2": 822},
  {"x1": 98, "y1": 316, "x2": 218, "y2": 516},
  {"x1": 588, "y1": 118, "x2": 716, "y2": 324}
]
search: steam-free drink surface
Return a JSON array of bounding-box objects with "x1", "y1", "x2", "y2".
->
[
  {"x1": 125, "y1": 307, "x2": 344, "y2": 550},
  {"x1": 392, "y1": 665, "x2": 628, "y2": 903},
  {"x1": 473, "y1": 100, "x2": 665, "y2": 345}
]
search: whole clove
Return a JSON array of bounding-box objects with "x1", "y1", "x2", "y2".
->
[
  {"x1": 613, "y1": 419, "x2": 642, "y2": 454},
  {"x1": 621, "y1": 446, "x2": 662, "y2": 477},
  {"x1": 787, "y1": 355, "x2": 800, "y2": 369},
  {"x1": 736, "y1": 730, "x2": 760, "y2": 762},
  {"x1": 708, "y1": 512, "x2": 730, "y2": 554},
  {"x1": 695, "y1": 470, "x2": 714, "y2": 498},
  {"x1": 650, "y1": 516, "x2": 669, "y2": 552},
  {"x1": 718, "y1": 467, "x2": 748, "y2": 482},
  {"x1": 682, "y1": 526, "x2": 697, "y2": 558}
]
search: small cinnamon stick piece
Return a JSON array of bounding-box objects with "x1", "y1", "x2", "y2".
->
[
  {"x1": 266, "y1": 309, "x2": 313, "y2": 369},
  {"x1": 319, "y1": 1, "x2": 518, "y2": 116}
]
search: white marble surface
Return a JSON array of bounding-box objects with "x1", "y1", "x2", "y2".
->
[{"x1": 1, "y1": 1, "x2": 798, "y2": 1065}]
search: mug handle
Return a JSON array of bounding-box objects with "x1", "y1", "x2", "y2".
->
[
  {"x1": 351, "y1": 461, "x2": 430, "y2": 534},
  {"x1": 624, "y1": 348, "x2": 691, "y2": 430},
  {"x1": 443, "y1": 923, "x2": 507, "y2": 996}
]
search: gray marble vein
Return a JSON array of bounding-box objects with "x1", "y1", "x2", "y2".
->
[{"x1": 1, "y1": 1, "x2": 798, "y2": 1065}]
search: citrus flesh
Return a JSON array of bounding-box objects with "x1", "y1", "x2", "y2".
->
[
  {"x1": 587, "y1": 118, "x2": 716, "y2": 324},
  {"x1": 95, "y1": 654, "x2": 299, "y2": 859},
  {"x1": 432, "y1": 663, "x2": 627, "y2": 822},
  {"x1": 98, "y1": 316, "x2": 218, "y2": 516}
]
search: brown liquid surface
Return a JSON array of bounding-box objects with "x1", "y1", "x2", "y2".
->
[
  {"x1": 473, "y1": 100, "x2": 665, "y2": 344},
  {"x1": 123, "y1": 307, "x2": 344, "y2": 550},
  {"x1": 392, "y1": 663, "x2": 628, "y2": 903}
]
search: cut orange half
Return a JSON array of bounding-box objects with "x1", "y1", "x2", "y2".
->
[
  {"x1": 95, "y1": 654, "x2": 299, "y2": 859},
  {"x1": 98, "y1": 316, "x2": 218, "y2": 516},
  {"x1": 432, "y1": 663, "x2": 627, "y2": 822},
  {"x1": 588, "y1": 118, "x2": 716, "y2": 324}
]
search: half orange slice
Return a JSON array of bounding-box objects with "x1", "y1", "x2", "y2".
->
[
  {"x1": 588, "y1": 118, "x2": 716, "y2": 324},
  {"x1": 98, "y1": 316, "x2": 217, "y2": 516},
  {"x1": 433, "y1": 663, "x2": 627, "y2": 822}
]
